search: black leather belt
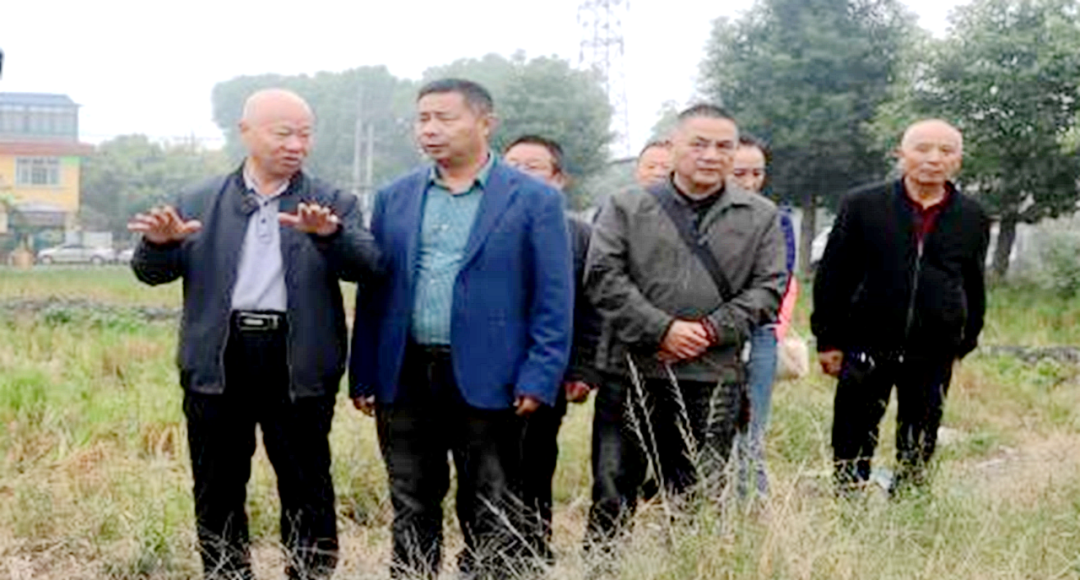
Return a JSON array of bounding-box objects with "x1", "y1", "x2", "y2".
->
[
  {"x1": 408, "y1": 341, "x2": 451, "y2": 359},
  {"x1": 232, "y1": 311, "x2": 286, "y2": 332}
]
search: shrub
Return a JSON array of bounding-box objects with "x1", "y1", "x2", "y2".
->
[{"x1": 1039, "y1": 232, "x2": 1080, "y2": 300}]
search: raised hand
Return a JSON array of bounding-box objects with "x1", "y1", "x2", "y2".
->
[
  {"x1": 279, "y1": 202, "x2": 340, "y2": 236},
  {"x1": 127, "y1": 206, "x2": 202, "y2": 245}
]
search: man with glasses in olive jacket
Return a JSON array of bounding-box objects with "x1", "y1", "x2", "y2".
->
[{"x1": 584, "y1": 104, "x2": 786, "y2": 551}]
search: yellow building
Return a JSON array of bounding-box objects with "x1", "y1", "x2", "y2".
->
[{"x1": 0, "y1": 93, "x2": 92, "y2": 231}]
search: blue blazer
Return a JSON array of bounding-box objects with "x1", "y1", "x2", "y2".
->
[{"x1": 350, "y1": 159, "x2": 574, "y2": 410}]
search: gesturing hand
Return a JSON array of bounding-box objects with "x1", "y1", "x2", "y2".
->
[
  {"x1": 127, "y1": 206, "x2": 202, "y2": 245},
  {"x1": 658, "y1": 320, "x2": 712, "y2": 363},
  {"x1": 279, "y1": 202, "x2": 340, "y2": 236}
]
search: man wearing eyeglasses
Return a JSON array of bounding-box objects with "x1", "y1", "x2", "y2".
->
[
  {"x1": 503, "y1": 134, "x2": 601, "y2": 563},
  {"x1": 584, "y1": 104, "x2": 786, "y2": 553}
]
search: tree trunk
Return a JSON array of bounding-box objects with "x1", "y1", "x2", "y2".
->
[
  {"x1": 992, "y1": 212, "x2": 1018, "y2": 280},
  {"x1": 799, "y1": 189, "x2": 817, "y2": 276}
]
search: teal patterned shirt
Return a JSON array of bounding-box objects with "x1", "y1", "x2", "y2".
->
[{"x1": 410, "y1": 155, "x2": 494, "y2": 345}]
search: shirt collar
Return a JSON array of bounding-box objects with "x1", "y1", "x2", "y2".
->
[
  {"x1": 899, "y1": 178, "x2": 956, "y2": 213},
  {"x1": 668, "y1": 175, "x2": 758, "y2": 211},
  {"x1": 428, "y1": 152, "x2": 495, "y2": 191},
  {"x1": 242, "y1": 161, "x2": 291, "y2": 200}
]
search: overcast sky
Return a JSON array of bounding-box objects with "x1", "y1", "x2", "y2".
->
[{"x1": 1, "y1": 0, "x2": 963, "y2": 152}]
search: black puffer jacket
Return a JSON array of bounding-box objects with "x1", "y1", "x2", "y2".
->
[{"x1": 811, "y1": 179, "x2": 990, "y2": 358}]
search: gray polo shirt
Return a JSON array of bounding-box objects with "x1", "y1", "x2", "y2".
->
[{"x1": 231, "y1": 169, "x2": 289, "y2": 312}]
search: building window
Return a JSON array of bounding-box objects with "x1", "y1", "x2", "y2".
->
[
  {"x1": 0, "y1": 104, "x2": 24, "y2": 134},
  {"x1": 15, "y1": 157, "x2": 61, "y2": 187},
  {"x1": 0, "y1": 104, "x2": 78, "y2": 139}
]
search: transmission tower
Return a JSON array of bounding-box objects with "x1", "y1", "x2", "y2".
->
[{"x1": 578, "y1": 0, "x2": 631, "y2": 156}]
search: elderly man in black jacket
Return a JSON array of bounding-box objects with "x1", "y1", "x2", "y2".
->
[
  {"x1": 129, "y1": 89, "x2": 382, "y2": 579},
  {"x1": 812, "y1": 119, "x2": 990, "y2": 496}
]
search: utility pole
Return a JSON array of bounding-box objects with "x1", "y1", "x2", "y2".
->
[
  {"x1": 351, "y1": 81, "x2": 365, "y2": 201},
  {"x1": 351, "y1": 75, "x2": 381, "y2": 217},
  {"x1": 578, "y1": 0, "x2": 631, "y2": 156},
  {"x1": 364, "y1": 122, "x2": 375, "y2": 215}
]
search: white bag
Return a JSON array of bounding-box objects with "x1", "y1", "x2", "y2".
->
[{"x1": 776, "y1": 331, "x2": 810, "y2": 381}]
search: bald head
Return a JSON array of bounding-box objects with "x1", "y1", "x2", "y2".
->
[
  {"x1": 239, "y1": 89, "x2": 314, "y2": 183},
  {"x1": 900, "y1": 119, "x2": 962, "y2": 152},
  {"x1": 241, "y1": 89, "x2": 313, "y2": 126},
  {"x1": 898, "y1": 119, "x2": 963, "y2": 189}
]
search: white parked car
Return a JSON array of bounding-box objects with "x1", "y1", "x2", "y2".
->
[
  {"x1": 36, "y1": 244, "x2": 116, "y2": 266},
  {"x1": 115, "y1": 248, "x2": 135, "y2": 264},
  {"x1": 809, "y1": 227, "x2": 833, "y2": 271}
]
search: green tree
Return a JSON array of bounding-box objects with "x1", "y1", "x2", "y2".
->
[
  {"x1": 700, "y1": 0, "x2": 915, "y2": 272},
  {"x1": 211, "y1": 67, "x2": 420, "y2": 193},
  {"x1": 424, "y1": 52, "x2": 614, "y2": 207},
  {"x1": 80, "y1": 135, "x2": 230, "y2": 241},
  {"x1": 912, "y1": 0, "x2": 1080, "y2": 279},
  {"x1": 648, "y1": 100, "x2": 681, "y2": 144},
  {"x1": 0, "y1": 192, "x2": 29, "y2": 253}
]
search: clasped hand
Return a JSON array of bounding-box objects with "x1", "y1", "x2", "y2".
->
[{"x1": 658, "y1": 319, "x2": 712, "y2": 364}]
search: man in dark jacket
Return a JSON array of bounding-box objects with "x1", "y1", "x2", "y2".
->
[
  {"x1": 584, "y1": 104, "x2": 786, "y2": 550},
  {"x1": 812, "y1": 119, "x2": 990, "y2": 495},
  {"x1": 128, "y1": 89, "x2": 382, "y2": 579},
  {"x1": 503, "y1": 134, "x2": 602, "y2": 562}
]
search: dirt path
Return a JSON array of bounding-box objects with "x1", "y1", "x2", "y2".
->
[{"x1": 954, "y1": 432, "x2": 1080, "y2": 502}]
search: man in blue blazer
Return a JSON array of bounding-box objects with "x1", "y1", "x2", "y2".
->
[{"x1": 350, "y1": 79, "x2": 574, "y2": 579}]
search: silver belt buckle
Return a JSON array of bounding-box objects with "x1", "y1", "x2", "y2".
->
[{"x1": 237, "y1": 312, "x2": 281, "y2": 331}]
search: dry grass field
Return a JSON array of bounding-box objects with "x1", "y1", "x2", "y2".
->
[{"x1": 2, "y1": 267, "x2": 1079, "y2": 579}]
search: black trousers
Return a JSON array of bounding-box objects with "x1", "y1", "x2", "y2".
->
[
  {"x1": 183, "y1": 320, "x2": 338, "y2": 580},
  {"x1": 585, "y1": 372, "x2": 743, "y2": 548},
  {"x1": 832, "y1": 351, "x2": 954, "y2": 491},
  {"x1": 376, "y1": 344, "x2": 531, "y2": 579},
  {"x1": 520, "y1": 390, "x2": 568, "y2": 562}
]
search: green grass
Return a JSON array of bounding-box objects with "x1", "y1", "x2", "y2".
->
[
  {"x1": 0, "y1": 266, "x2": 181, "y2": 307},
  {"x1": 978, "y1": 282, "x2": 1080, "y2": 346},
  {"x1": 1, "y1": 269, "x2": 1079, "y2": 578}
]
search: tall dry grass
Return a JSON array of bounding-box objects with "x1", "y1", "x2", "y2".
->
[{"x1": 1, "y1": 271, "x2": 1079, "y2": 578}]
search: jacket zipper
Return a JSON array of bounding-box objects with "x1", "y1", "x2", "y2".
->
[
  {"x1": 219, "y1": 313, "x2": 231, "y2": 390},
  {"x1": 902, "y1": 238, "x2": 925, "y2": 354}
]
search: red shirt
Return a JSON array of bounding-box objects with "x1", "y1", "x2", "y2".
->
[{"x1": 903, "y1": 184, "x2": 954, "y2": 243}]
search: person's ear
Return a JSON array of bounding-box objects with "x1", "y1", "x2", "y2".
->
[
  {"x1": 480, "y1": 113, "x2": 499, "y2": 140},
  {"x1": 553, "y1": 172, "x2": 569, "y2": 191}
]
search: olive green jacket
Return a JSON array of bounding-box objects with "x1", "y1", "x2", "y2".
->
[{"x1": 585, "y1": 179, "x2": 787, "y2": 383}]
